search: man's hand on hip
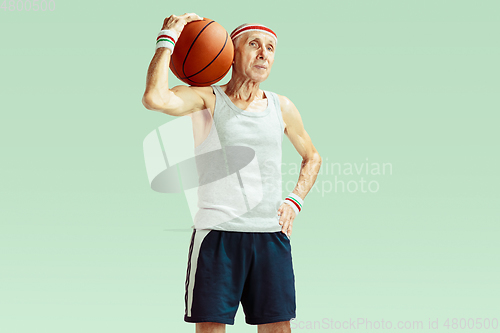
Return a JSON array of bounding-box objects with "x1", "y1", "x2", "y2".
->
[{"x1": 277, "y1": 203, "x2": 296, "y2": 237}]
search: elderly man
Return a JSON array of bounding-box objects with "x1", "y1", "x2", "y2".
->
[{"x1": 142, "y1": 13, "x2": 322, "y2": 333}]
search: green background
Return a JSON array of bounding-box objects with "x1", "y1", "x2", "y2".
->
[{"x1": 1, "y1": 0, "x2": 499, "y2": 332}]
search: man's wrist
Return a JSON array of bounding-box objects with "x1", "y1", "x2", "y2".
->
[
  {"x1": 284, "y1": 192, "x2": 303, "y2": 215},
  {"x1": 156, "y1": 29, "x2": 177, "y2": 53},
  {"x1": 156, "y1": 47, "x2": 172, "y2": 55}
]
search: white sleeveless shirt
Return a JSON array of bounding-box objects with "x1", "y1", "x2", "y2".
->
[{"x1": 191, "y1": 85, "x2": 285, "y2": 232}]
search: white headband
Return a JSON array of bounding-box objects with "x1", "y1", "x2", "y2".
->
[{"x1": 230, "y1": 24, "x2": 278, "y2": 45}]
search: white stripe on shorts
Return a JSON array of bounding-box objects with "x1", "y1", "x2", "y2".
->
[{"x1": 185, "y1": 229, "x2": 211, "y2": 317}]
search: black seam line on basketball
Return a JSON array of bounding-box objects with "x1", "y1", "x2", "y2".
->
[
  {"x1": 185, "y1": 63, "x2": 231, "y2": 85},
  {"x1": 180, "y1": 30, "x2": 229, "y2": 80},
  {"x1": 185, "y1": 69, "x2": 228, "y2": 85},
  {"x1": 185, "y1": 67, "x2": 231, "y2": 85},
  {"x1": 182, "y1": 20, "x2": 215, "y2": 78}
]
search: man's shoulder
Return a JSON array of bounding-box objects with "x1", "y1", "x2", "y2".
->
[
  {"x1": 273, "y1": 93, "x2": 294, "y2": 133},
  {"x1": 275, "y1": 93, "x2": 293, "y2": 113},
  {"x1": 274, "y1": 94, "x2": 302, "y2": 134}
]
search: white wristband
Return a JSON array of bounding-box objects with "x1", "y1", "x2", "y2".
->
[
  {"x1": 156, "y1": 29, "x2": 178, "y2": 53},
  {"x1": 283, "y1": 192, "x2": 303, "y2": 215}
]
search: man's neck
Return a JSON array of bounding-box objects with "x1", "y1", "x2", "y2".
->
[{"x1": 223, "y1": 79, "x2": 263, "y2": 102}]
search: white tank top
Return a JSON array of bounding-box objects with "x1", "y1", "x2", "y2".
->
[{"x1": 191, "y1": 85, "x2": 285, "y2": 232}]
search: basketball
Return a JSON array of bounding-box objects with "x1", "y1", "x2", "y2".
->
[{"x1": 170, "y1": 18, "x2": 234, "y2": 87}]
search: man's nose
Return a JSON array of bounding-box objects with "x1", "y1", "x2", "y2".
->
[{"x1": 258, "y1": 49, "x2": 268, "y2": 60}]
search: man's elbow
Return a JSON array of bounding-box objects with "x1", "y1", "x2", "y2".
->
[
  {"x1": 312, "y1": 154, "x2": 322, "y2": 173},
  {"x1": 304, "y1": 152, "x2": 322, "y2": 163},
  {"x1": 142, "y1": 93, "x2": 160, "y2": 111}
]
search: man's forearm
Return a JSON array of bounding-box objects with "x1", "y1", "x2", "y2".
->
[
  {"x1": 291, "y1": 154, "x2": 322, "y2": 200},
  {"x1": 144, "y1": 48, "x2": 172, "y2": 105}
]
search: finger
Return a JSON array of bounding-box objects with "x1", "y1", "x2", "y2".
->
[
  {"x1": 279, "y1": 207, "x2": 289, "y2": 226},
  {"x1": 281, "y1": 214, "x2": 290, "y2": 233},
  {"x1": 280, "y1": 212, "x2": 287, "y2": 230},
  {"x1": 284, "y1": 222, "x2": 292, "y2": 237},
  {"x1": 287, "y1": 220, "x2": 293, "y2": 237},
  {"x1": 185, "y1": 13, "x2": 203, "y2": 21},
  {"x1": 186, "y1": 16, "x2": 202, "y2": 22},
  {"x1": 283, "y1": 211, "x2": 294, "y2": 236},
  {"x1": 277, "y1": 208, "x2": 283, "y2": 223}
]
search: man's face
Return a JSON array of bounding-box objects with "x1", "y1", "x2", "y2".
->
[{"x1": 232, "y1": 31, "x2": 276, "y2": 82}]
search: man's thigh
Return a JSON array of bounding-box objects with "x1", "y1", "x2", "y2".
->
[
  {"x1": 196, "y1": 322, "x2": 226, "y2": 333},
  {"x1": 185, "y1": 229, "x2": 251, "y2": 325},
  {"x1": 258, "y1": 321, "x2": 291, "y2": 333},
  {"x1": 240, "y1": 232, "x2": 296, "y2": 325}
]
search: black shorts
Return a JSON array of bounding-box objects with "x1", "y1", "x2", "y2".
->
[{"x1": 184, "y1": 229, "x2": 296, "y2": 325}]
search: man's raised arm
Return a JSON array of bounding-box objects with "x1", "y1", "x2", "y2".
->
[{"x1": 142, "y1": 13, "x2": 205, "y2": 117}]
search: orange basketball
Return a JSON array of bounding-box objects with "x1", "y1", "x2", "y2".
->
[{"x1": 169, "y1": 18, "x2": 234, "y2": 87}]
